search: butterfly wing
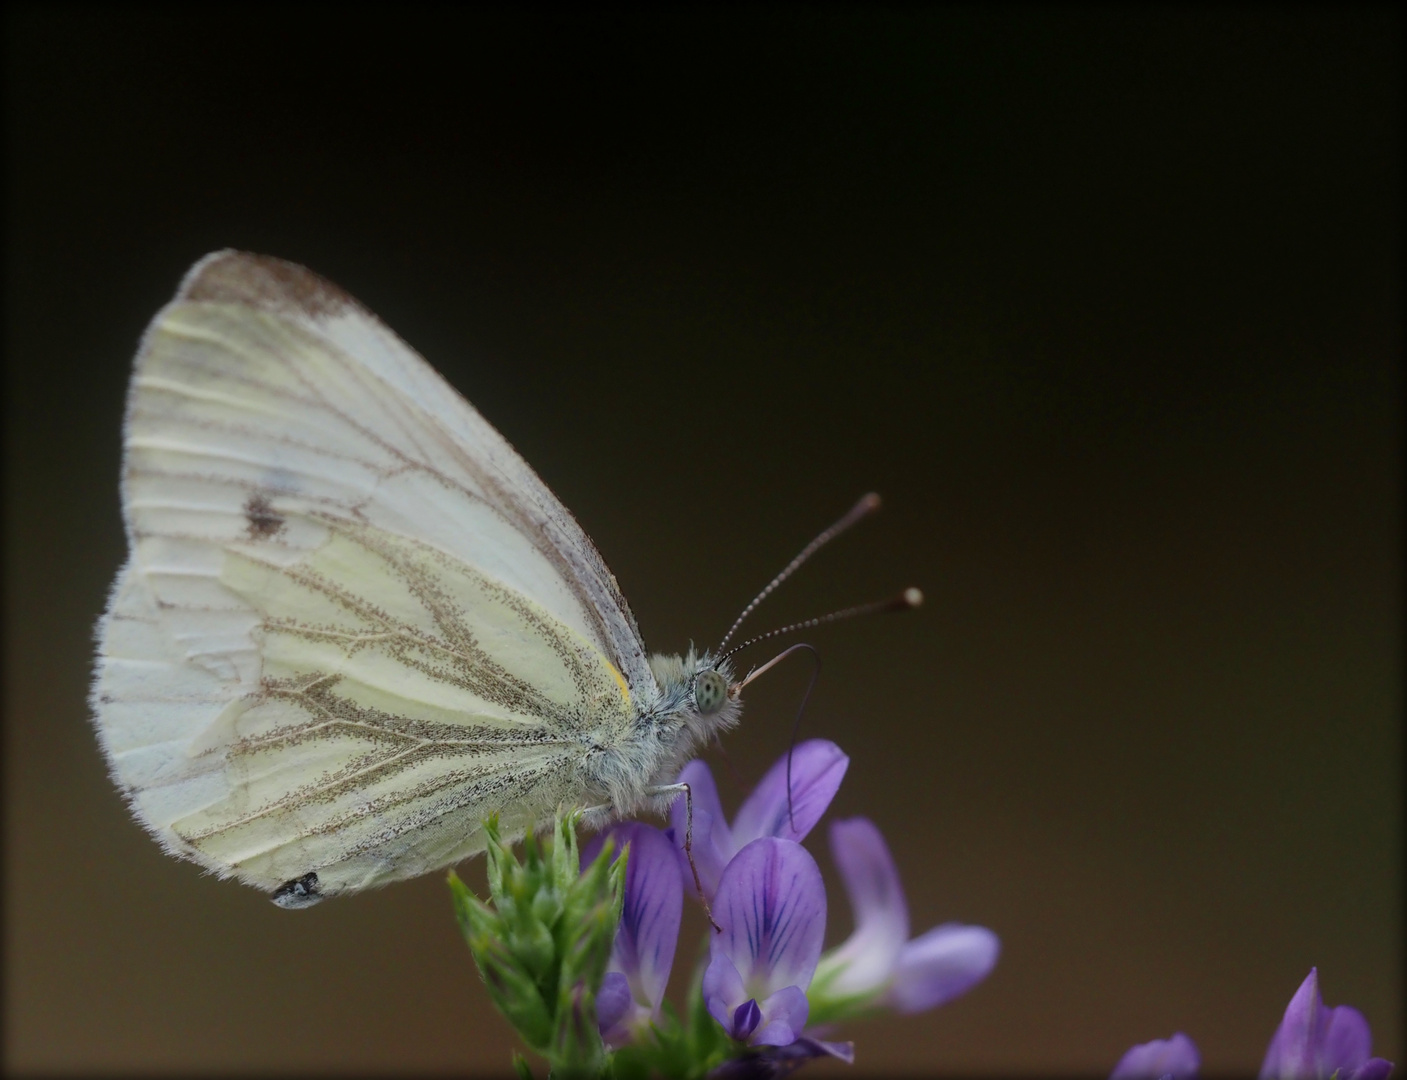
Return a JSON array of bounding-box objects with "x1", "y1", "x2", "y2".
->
[{"x1": 92, "y1": 251, "x2": 651, "y2": 902}]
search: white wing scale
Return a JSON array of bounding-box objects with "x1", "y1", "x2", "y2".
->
[{"x1": 92, "y1": 252, "x2": 653, "y2": 901}]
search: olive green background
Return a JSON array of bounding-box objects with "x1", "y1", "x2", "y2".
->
[{"x1": 4, "y1": 8, "x2": 1400, "y2": 1075}]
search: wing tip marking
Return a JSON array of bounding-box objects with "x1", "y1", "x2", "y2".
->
[{"x1": 178, "y1": 251, "x2": 359, "y2": 323}]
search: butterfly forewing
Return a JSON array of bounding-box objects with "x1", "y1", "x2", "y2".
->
[{"x1": 92, "y1": 251, "x2": 650, "y2": 900}]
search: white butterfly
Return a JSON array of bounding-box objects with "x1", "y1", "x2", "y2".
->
[
  {"x1": 89, "y1": 250, "x2": 752, "y2": 909},
  {"x1": 92, "y1": 251, "x2": 906, "y2": 909}
]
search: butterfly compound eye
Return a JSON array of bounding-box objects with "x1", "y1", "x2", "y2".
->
[{"x1": 693, "y1": 669, "x2": 728, "y2": 715}]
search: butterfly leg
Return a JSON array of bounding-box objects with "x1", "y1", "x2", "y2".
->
[
  {"x1": 577, "y1": 802, "x2": 616, "y2": 826},
  {"x1": 645, "y1": 782, "x2": 721, "y2": 933}
]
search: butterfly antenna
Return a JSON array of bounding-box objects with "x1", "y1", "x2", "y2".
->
[
  {"x1": 723, "y1": 591, "x2": 920, "y2": 830},
  {"x1": 721, "y1": 588, "x2": 923, "y2": 674},
  {"x1": 716, "y1": 492, "x2": 884, "y2": 654}
]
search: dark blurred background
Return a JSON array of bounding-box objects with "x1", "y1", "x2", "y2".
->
[{"x1": 4, "y1": 7, "x2": 1399, "y2": 1075}]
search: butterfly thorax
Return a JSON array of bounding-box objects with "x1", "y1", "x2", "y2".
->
[{"x1": 582, "y1": 648, "x2": 740, "y2": 818}]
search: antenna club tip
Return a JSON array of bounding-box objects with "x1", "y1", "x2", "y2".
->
[
  {"x1": 902, "y1": 587, "x2": 924, "y2": 608},
  {"x1": 859, "y1": 492, "x2": 883, "y2": 512}
]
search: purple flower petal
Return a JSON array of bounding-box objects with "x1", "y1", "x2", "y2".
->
[
  {"x1": 1320, "y1": 1005, "x2": 1375, "y2": 1078},
  {"x1": 752, "y1": 985, "x2": 810, "y2": 1047},
  {"x1": 668, "y1": 759, "x2": 732, "y2": 898},
  {"x1": 703, "y1": 838, "x2": 827, "y2": 1045},
  {"x1": 711, "y1": 837, "x2": 827, "y2": 999},
  {"x1": 821, "y1": 817, "x2": 910, "y2": 996},
  {"x1": 595, "y1": 971, "x2": 632, "y2": 1042},
  {"x1": 1110, "y1": 1033, "x2": 1201, "y2": 1080},
  {"x1": 611, "y1": 823, "x2": 683, "y2": 1013},
  {"x1": 703, "y1": 951, "x2": 749, "y2": 1037},
  {"x1": 1262, "y1": 968, "x2": 1329, "y2": 1079},
  {"x1": 1348, "y1": 1060, "x2": 1395, "y2": 1080},
  {"x1": 671, "y1": 759, "x2": 729, "y2": 839},
  {"x1": 731, "y1": 740, "x2": 849, "y2": 847},
  {"x1": 1261, "y1": 969, "x2": 1388, "y2": 1080},
  {"x1": 886, "y1": 922, "x2": 1000, "y2": 1014},
  {"x1": 732, "y1": 999, "x2": 763, "y2": 1041},
  {"x1": 581, "y1": 821, "x2": 683, "y2": 1035},
  {"x1": 799, "y1": 1037, "x2": 855, "y2": 1064}
]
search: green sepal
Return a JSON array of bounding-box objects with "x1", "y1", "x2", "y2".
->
[
  {"x1": 450, "y1": 813, "x2": 627, "y2": 1080},
  {"x1": 806, "y1": 954, "x2": 887, "y2": 1027},
  {"x1": 608, "y1": 1001, "x2": 695, "y2": 1080},
  {"x1": 450, "y1": 869, "x2": 555, "y2": 1048}
]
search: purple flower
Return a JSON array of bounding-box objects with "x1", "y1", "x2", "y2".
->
[
  {"x1": 581, "y1": 823, "x2": 683, "y2": 1047},
  {"x1": 707, "y1": 1036, "x2": 856, "y2": 1078},
  {"x1": 669, "y1": 740, "x2": 849, "y2": 900},
  {"x1": 1112, "y1": 970, "x2": 1394, "y2": 1080},
  {"x1": 702, "y1": 837, "x2": 827, "y2": 1047},
  {"x1": 810, "y1": 816, "x2": 999, "y2": 1019},
  {"x1": 1260, "y1": 969, "x2": 1394, "y2": 1080},
  {"x1": 1109, "y1": 1033, "x2": 1201, "y2": 1080}
]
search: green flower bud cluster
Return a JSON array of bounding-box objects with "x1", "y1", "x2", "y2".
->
[{"x1": 449, "y1": 814, "x2": 626, "y2": 1080}]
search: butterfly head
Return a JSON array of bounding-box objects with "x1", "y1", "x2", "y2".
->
[{"x1": 647, "y1": 649, "x2": 743, "y2": 747}]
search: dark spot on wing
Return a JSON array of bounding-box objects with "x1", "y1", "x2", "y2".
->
[
  {"x1": 181, "y1": 250, "x2": 357, "y2": 320},
  {"x1": 271, "y1": 872, "x2": 321, "y2": 909},
  {"x1": 244, "y1": 492, "x2": 286, "y2": 539}
]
